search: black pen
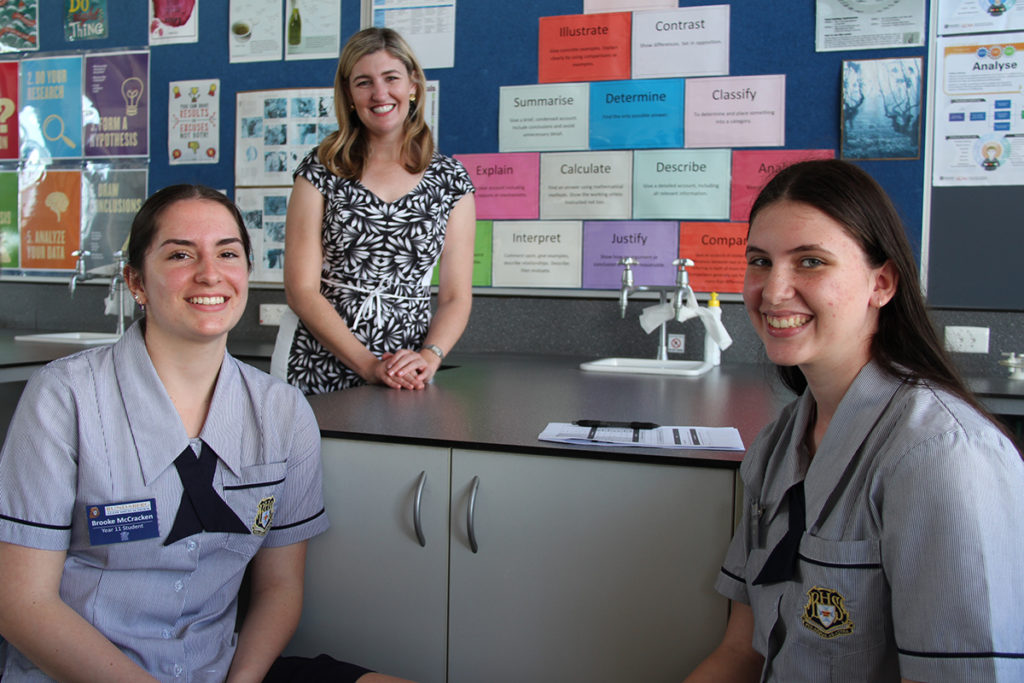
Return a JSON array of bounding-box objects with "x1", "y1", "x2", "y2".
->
[{"x1": 574, "y1": 420, "x2": 660, "y2": 442}]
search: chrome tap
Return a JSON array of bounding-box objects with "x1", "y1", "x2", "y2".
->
[
  {"x1": 109, "y1": 250, "x2": 129, "y2": 336},
  {"x1": 671, "y1": 258, "x2": 695, "y2": 318},
  {"x1": 69, "y1": 249, "x2": 93, "y2": 296},
  {"x1": 618, "y1": 257, "x2": 637, "y2": 318}
]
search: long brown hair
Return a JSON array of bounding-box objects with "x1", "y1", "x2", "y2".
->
[{"x1": 317, "y1": 27, "x2": 434, "y2": 179}]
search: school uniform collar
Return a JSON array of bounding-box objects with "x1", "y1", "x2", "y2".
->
[
  {"x1": 114, "y1": 322, "x2": 245, "y2": 486},
  {"x1": 745, "y1": 390, "x2": 815, "y2": 525}
]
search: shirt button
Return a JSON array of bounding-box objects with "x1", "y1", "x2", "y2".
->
[
  {"x1": 173, "y1": 664, "x2": 183, "y2": 677},
  {"x1": 162, "y1": 628, "x2": 172, "y2": 639},
  {"x1": 174, "y1": 580, "x2": 184, "y2": 592},
  {"x1": 186, "y1": 540, "x2": 197, "y2": 551}
]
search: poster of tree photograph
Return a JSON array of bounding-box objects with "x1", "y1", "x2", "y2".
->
[{"x1": 841, "y1": 57, "x2": 922, "y2": 160}]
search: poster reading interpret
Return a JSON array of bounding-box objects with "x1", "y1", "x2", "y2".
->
[
  {"x1": 631, "y1": 5, "x2": 730, "y2": 79},
  {"x1": 730, "y1": 149, "x2": 835, "y2": 221},
  {"x1": 499, "y1": 83, "x2": 590, "y2": 152},
  {"x1": 80, "y1": 165, "x2": 147, "y2": 273},
  {"x1": 235, "y1": 88, "x2": 335, "y2": 186},
  {"x1": 581, "y1": 220, "x2": 678, "y2": 289},
  {"x1": 169, "y1": 79, "x2": 220, "y2": 164},
  {"x1": 684, "y1": 75, "x2": 786, "y2": 149},
  {"x1": 589, "y1": 79, "x2": 684, "y2": 150},
  {"x1": 20, "y1": 55, "x2": 84, "y2": 160},
  {"x1": 939, "y1": 0, "x2": 1024, "y2": 35},
  {"x1": 455, "y1": 152, "x2": 540, "y2": 220},
  {"x1": 815, "y1": 0, "x2": 925, "y2": 51},
  {"x1": 237, "y1": 186, "x2": 290, "y2": 283},
  {"x1": 842, "y1": 57, "x2": 922, "y2": 160},
  {"x1": 540, "y1": 151, "x2": 632, "y2": 220},
  {"x1": 538, "y1": 12, "x2": 632, "y2": 84},
  {"x1": 0, "y1": 61, "x2": 18, "y2": 159},
  {"x1": 633, "y1": 148, "x2": 731, "y2": 220},
  {"x1": 934, "y1": 34, "x2": 1024, "y2": 185},
  {"x1": 84, "y1": 51, "x2": 150, "y2": 157},
  {"x1": 492, "y1": 220, "x2": 583, "y2": 288},
  {"x1": 19, "y1": 169, "x2": 81, "y2": 271},
  {"x1": 678, "y1": 221, "x2": 747, "y2": 294}
]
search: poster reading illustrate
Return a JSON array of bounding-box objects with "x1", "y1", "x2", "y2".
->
[
  {"x1": 842, "y1": 57, "x2": 921, "y2": 160},
  {"x1": 589, "y1": 79, "x2": 684, "y2": 150},
  {"x1": 236, "y1": 88, "x2": 335, "y2": 187},
  {"x1": 169, "y1": 79, "x2": 220, "y2": 164},
  {"x1": 84, "y1": 51, "x2": 150, "y2": 158},
  {"x1": 499, "y1": 83, "x2": 590, "y2": 152},
  {"x1": 684, "y1": 75, "x2": 786, "y2": 149},
  {"x1": 678, "y1": 221, "x2": 747, "y2": 295},
  {"x1": 237, "y1": 186, "x2": 290, "y2": 283},
  {"x1": 540, "y1": 151, "x2": 632, "y2": 220},
  {"x1": 454, "y1": 152, "x2": 540, "y2": 220},
  {"x1": 0, "y1": 171, "x2": 18, "y2": 268},
  {"x1": 633, "y1": 149, "x2": 731, "y2": 220},
  {"x1": 581, "y1": 220, "x2": 679, "y2": 289},
  {"x1": 492, "y1": 220, "x2": 583, "y2": 288},
  {"x1": 0, "y1": 61, "x2": 18, "y2": 159},
  {"x1": 730, "y1": 149, "x2": 835, "y2": 221},
  {"x1": 81, "y1": 164, "x2": 147, "y2": 273},
  {"x1": 0, "y1": 0, "x2": 38, "y2": 53},
  {"x1": 19, "y1": 169, "x2": 81, "y2": 271},
  {"x1": 432, "y1": 220, "x2": 494, "y2": 287},
  {"x1": 149, "y1": 0, "x2": 199, "y2": 45},
  {"x1": 65, "y1": 0, "x2": 109, "y2": 42},
  {"x1": 631, "y1": 5, "x2": 730, "y2": 79},
  {"x1": 20, "y1": 55, "x2": 84, "y2": 160},
  {"x1": 538, "y1": 12, "x2": 632, "y2": 84}
]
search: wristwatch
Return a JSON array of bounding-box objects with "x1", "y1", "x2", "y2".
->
[{"x1": 422, "y1": 343, "x2": 445, "y2": 361}]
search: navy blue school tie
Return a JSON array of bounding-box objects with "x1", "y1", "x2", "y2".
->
[
  {"x1": 164, "y1": 441, "x2": 249, "y2": 545},
  {"x1": 752, "y1": 480, "x2": 805, "y2": 585}
]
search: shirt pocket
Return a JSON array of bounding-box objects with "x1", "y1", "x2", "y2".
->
[{"x1": 221, "y1": 462, "x2": 287, "y2": 557}]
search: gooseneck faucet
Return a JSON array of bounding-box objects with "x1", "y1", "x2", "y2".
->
[
  {"x1": 671, "y1": 258, "x2": 694, "y2": 318},
  {"x1": 618, "y1": 257, "x2": 637, "y2": 318},
  {"x1": 109, "y1": 250, "x2": 128, "y2": 336},
  {"x1": 69, "y1": 249, "x2": 93, "y2": 297}
]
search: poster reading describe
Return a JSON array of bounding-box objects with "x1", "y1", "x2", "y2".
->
[{"x1": 84, "y1": 51, "x2": 150, "y2": 157}]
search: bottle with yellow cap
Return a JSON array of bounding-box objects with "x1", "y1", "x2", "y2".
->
[{"x1": 704, "y1": 292, "x2": 722, "y2": 366}]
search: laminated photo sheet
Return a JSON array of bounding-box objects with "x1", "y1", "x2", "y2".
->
[
  {"x1": 236, "y1": 186, "x2": 291, "y2": 283},
  {"x1": 815, "y1": 0, "x2": 925, "y2": 51}
]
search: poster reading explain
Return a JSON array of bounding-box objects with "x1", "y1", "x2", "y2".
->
[
  {"x1": 678, "y1": 221, "x2": 746, "y2": 294},
  {"x1": 581, "y1": 220, "x2": 678, "y2": 289},
  {"x1": 684, "y1": 75, "x2": 786, "y2": 149},
  {"x1": 540, "y1": 150, "x2": 632, "y2": 220},
  {"x1": 492, "y1": 220, "x2": 582, "y2": 288},
  {"x1": 538, "y1": 12, "x2": 631, "y2": 84},
  {"x1": 939, "y1": 0, "x2": 1024, "y2": 35},
  {"x1": 237, "y1": 186, "x2": 290, "y2": 283},
  {"x1": 934, "y1": 35, "x2": 1024, "y2": 185},
  {"x1": 20, "y1": 55, "x2": 84, "y2": 160},
  {"x1": 169, "y1": 79, "x2": 220, "y2": 164},
  {"x1": 235, "y1": 88, "x2": 335, "y2": 186},
  {"x1": 0, "y1": 0, "x2": 38, "y2": 53},
  {"x1": 65, "y1": 0, "x2": 109, "y2": 41},
  {"x1": 432, "y1": 220, "x2": 494, "y2": 287},
  {"x1": 80, "y1": 164, "x2": 147, "y2": 273},
  {"x1": 19, "y1": 169, "x2": 81, "y2": 271},
  {"x1": 842, "y1": 57, "x2": 922, "y2": 160},
  {"x1": 149, "y1": 0, "x2": 199, "y2": 45},
  {"x1": 0, "y1": 61, "x2": 18, "y2": 159},
  {"x1": 633, "y1": 148, "x2": 731, "y2": 220},
  {"x1": 229, "y1": 0, "x2": 282, "y2": 64},
  {"x1": 815, "y1": 0, "x2": 925, "y2": 52},
  {"x1": 84, "y1": 51, "x2": 150, "y2": 157},
  {"x1": 499, "y1": 83, "x2": 589, "y2": 152},
  {"x1": 454, "y1": 152, "x2": 540, "y2": 219},
  {"x1": 589, "y1": 79, "x2": 684, "y2": 150},
  {"x1": 730, "y1": 149, "x2": 835, "y2": 221},
  {"x1": 285, "y1": 0, "x2": 340, "y2": 62},
  {"x1": 0, "y1": 171, "x2": 17, "y2": 268},
  {"x1": 372, "y1": 0, "x2": 456, "y2": 69},
  {"x1": 631, "y1": 5, "x2": 730, "y2": 79}
]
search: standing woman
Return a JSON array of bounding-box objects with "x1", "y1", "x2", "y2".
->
[
  {"x1": 685, "y1": 160, "x2": 1024, "y2": 682},
  {"x1": 275, "y1": 27, "x2": 476, "y2": 394}
]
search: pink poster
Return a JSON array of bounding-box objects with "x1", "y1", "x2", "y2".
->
[
  {"x1": 730, "y1": 149, "x2": 835, "y2": 221},
  {"x1": 0, "y1": 61, "x2": 17, "y2": 159},
  {"x1": 455, "y1": 152, "x2": 540, "y2": 220}
]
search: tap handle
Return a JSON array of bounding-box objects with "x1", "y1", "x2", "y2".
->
[
  {"x1": 619, "y1": 257, "x2": 637, "y2": 288},
  {"x1": 619, "y1": 257, "x2": 638, "y2": 268},
  {"x1": 672, "y1": 258, "x2": 694, "y2": 287}
]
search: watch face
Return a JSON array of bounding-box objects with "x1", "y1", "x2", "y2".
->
[{"x1": 836, "y1": 0, "x2": 900, "y2": 12}]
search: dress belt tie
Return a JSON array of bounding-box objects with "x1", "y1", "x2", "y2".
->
[{"x1": 321, "y1": 277, "x2": 429, "y2": 329}]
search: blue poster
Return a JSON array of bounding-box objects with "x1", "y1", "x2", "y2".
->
[
  {"x1": 20, "y1": 55, "x2": 84, "y2": 160},
  {"x1": 589, "y1": 79, "x2": 684, "y2": 150}
]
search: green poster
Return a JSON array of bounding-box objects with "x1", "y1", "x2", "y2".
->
[
  {"x1": 431, "y1": 220, "x2": 493, "y2": 288},
  {"x1": 0, "y1": 171, "x2": 18, "y2": 269}
]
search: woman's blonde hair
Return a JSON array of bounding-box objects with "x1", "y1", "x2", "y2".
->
[{"x1": 317, "y1": 27, "x2": 434, "y2": 179}]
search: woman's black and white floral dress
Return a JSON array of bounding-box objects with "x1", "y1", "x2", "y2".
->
[{"x1": 284, "y1": 149, "x2": 474, "y2": 394}]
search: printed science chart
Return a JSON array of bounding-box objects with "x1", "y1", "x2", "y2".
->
[
  {"x1": 19, "y1": 55, "x2": 84, "y2": 160},
  {"x1": 84, "y1": 51, "x2": 150, "y2": 158}
]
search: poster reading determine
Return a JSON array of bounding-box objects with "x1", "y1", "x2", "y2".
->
[{"x1": 84, "y1": 51, "x2": 150, "y2": 157}]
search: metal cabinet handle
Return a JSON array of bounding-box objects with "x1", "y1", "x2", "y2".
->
[
  {"x1": 413, "y1": 470, "x2": 427, "y2": 547},
  {"x1": 467, "y1": 475, "x2": 480, "y2": 553}
]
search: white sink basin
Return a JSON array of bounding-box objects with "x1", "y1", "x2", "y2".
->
[
  {"x1": 15, "y1": 332, "x2": 121, "y2": 346},
  {"x1": 579, "y1": 357, "x2": 713, "y2": 377}
]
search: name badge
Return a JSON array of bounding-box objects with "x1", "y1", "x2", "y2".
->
[{"x1": 87, "y1": 498, "x2": 159, "y2": 546}]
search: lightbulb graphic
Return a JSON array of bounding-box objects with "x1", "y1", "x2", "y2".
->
[{"x1": 121, "y1": 77, "x2": 144, "y2": 116}]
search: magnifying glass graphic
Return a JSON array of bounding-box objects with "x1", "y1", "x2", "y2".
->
[{"x1": 43, "y1": 114, "x2": 77, "y2": 149}]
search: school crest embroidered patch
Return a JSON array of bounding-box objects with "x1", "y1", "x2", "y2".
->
[
  {"x1": 251, "y1": 496, "x2": 275, "y2": 536},
  {"x1": 801, "y1": 586, "x2": 854, "y2": 638}
]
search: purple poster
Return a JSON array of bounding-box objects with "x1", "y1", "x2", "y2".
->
[
  {"x1": 581, "y1": 221, "x2": 679, "y2": 290},
  {"x1": 84, "y1": 51, "x2": 149, "y2": 157}
]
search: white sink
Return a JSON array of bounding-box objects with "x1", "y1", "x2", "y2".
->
[
  {"x1": 15, "y1": 332, "x2": 121, "y2": 346},
  {"x1": 579, "y1": 357, "x2": 713, "y2": 377}
]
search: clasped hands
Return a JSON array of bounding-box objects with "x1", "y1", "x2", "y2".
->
[{"x1": 371, "y1": 347, "x2": 441, "y2": 390}]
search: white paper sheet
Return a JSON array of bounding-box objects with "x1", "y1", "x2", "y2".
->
[{"x1": 539, "y1": 423, "x2": 744, "y2": 450}]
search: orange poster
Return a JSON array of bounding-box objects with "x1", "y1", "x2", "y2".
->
[
  {"x1": 538, "y1": 13, "x2": 631, "y2": 84},
  {"x1": 20, "y1": 170, "x2": 81, "y2": 270},
  {"x1": 679, "y1": 221, "x2": 747, "y2": 294}
]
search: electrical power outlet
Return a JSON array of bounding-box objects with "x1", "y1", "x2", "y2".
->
[
  {"x1": 259, "y1": 303, "x2": 288, "y2": 326},
  {"x1": 944, "y1": 325, "x2": 990, "y2": 354},
  {"x1": 667, "y1": 333, "x2": 686, "y2": 354}
]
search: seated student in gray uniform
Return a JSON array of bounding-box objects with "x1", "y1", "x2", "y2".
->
[
  {"x1": 684, "y1": 160, "x2": 1024, "y2": 683},
  {"x1": 0, "y1": 185, "x2": 413, "y2": 683}
]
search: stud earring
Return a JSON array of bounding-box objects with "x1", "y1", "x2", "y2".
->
[{"x1": 410, "y1": 93, "x2": 417, "y2": 103}]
